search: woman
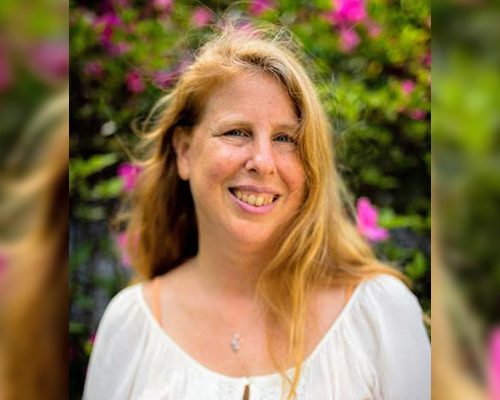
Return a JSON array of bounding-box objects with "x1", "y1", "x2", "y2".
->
[{"x1": 84, "y1": 23, "x2": 430, "y2": 399}]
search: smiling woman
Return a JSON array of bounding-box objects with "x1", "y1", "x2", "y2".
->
[
  {"x1": 83, "y1": 22, "x2": 430, "y2": 400},
  {"x1": 173, "y1": 72, "x2": 304, "y2": 246}
]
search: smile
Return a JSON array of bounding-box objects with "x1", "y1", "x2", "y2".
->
[{"x1": 229, "y1": 189, "x2": 278, "y2": 207}]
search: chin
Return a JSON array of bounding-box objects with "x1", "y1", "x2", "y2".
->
[{"x1": 228, "y1": 222, "x2": 276, "y2": 248}]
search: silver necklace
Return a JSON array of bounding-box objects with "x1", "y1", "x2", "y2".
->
[{"x1": 230, "y1": 333, "x2": 241, "y2": 353}]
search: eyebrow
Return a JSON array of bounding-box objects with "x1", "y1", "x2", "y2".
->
[{"x1": 212, "y1": 116, "x2": 300, "y2": 133}]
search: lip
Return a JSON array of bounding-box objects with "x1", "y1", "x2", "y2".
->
[{"x1": 228, "y1": 187, "x2": 279, "y2": 215}]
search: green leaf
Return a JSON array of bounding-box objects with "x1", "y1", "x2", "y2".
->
[
  {"x1": 379, "y1": 208, "x2": 427, "y2": 230},
  {"x1": 405, "y1": 251, "x2": 427, "y2": 280},
  {"x1": 91, "y1": 177, "x2": 123, "y2": 199},
  {"x1": 70, "y1": 154, "x2": 119, "y2": 179}
]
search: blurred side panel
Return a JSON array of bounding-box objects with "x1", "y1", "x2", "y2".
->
[
  {"x1": 0, "y1": 0, "x2": 68, "y2": 398},
  {"x1": 432, "y1": 0, "x2": 500, "y2": 399}
]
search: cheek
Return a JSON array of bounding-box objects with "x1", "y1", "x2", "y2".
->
[
  {"x1": 280, "y1": 155, "x2": 306, "y2": 195},
  {"x1": 195, "y1": 146, "x2": 241, "y2": 184},
  {"x1": 205, "y1": 160, "x2": 230, "y2": 183}
]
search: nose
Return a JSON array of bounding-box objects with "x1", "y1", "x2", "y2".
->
[{"x1": 244, "y1": 136, "x2": 276, "y2": 176}]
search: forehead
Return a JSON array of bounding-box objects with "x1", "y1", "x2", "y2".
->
[{"x1": 198, "y1": 71, "x2": 299, "y2": 129}]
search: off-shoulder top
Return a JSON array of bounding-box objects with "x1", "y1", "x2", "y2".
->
[{"x1": 83, "y1": 274, "x2": 430, "y2": 399}]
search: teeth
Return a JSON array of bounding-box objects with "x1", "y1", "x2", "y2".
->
[{"x1": 233, "y1": 190, "x2": 274, "y2": 207}]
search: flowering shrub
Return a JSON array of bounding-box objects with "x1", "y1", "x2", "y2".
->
[{"x1": 70, "y1": 0, "x2": 430, "y2": 397}]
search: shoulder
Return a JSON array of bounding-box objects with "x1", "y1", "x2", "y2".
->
[
  {"x1": 84, "y1": 283, "x2": 149, "y2": 399},
  {"x1": 101, "y1": 283, "x2": 143, "y2": 320},
  {"x1": 352, "y1": 276, "x2": 430, "y2": 398},
  {"x1": 357, "y1": 274, "x2": 422, "y2": 315},
  {"x1": 94, "y1": 283, "x2": 148, "y2": 340},
  {"x1": 344, "y1": 274, "x2": 428, "y2": 345},
  {"x1": 349, "y1": 274, "x2": 430, "y2": 360}
]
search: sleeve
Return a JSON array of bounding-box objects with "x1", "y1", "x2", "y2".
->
[
  {"x1": 366, "y1": 275, "x2": 431, "y2": 400},
  {"x1": 82, "y1": 285, "x2": 146, "y2": 400}
]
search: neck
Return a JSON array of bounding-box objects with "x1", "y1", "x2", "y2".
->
[{"x1": 192, "y1": 229, "x2": 275, "y2": 301}]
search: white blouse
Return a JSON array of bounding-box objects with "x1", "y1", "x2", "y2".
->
[{"x1": 83, "y1": 274, "x2": 430, "y2": 399}]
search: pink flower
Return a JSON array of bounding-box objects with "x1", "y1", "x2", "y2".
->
[
  {"x1": 249, "y1": 0, "x2": 273, "y2": 16},
  {"x1": 118, "y1": 162, "x2": 142, "y2": 191},
  {"x1": 191, "y1": 7, "x2": 213, "y2": 27},
  {"x1": 401, "y1": 79, "x2": 416, "y2": 95},
  {"x1": 153, "y1": 0, "x2": 173, "y2": 12},
  {"x1": 126, "y1": 70, "x2": 145, "y2": 94},
  {"x1": 489, "y1": 328, "x2": 500, "y2": 400},
  {"x1": 93, "y1": 12, "x2": 121, "y2": 30},
  {"x1": 116, "y1": 232, "x2": 131, "y2": 266},
  {"x1": 153, "y1": 70, "x2": 176, "y2": 89},
  {"x1": 339, "y1": 28, "x2": 360, "y2": 52},
  {"x1": 409, "y1": 109, "x2": 426, "y2": 120},
  {"x1": 329, "y1": 0, "x2": 367, "y2": 24},
  {"x1": 83, "y1": 61, "x2": 104, "y2": 79},
  {"x1": 356, "y1": 197, "x2": 389, "y2": 242},
  {"x1": 94, "y1": 12, "x2": 122, "y2": 48}
]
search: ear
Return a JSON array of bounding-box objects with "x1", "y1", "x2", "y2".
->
[{"x1": 172, "y1": 127, "x2": 192, "y2": 180}]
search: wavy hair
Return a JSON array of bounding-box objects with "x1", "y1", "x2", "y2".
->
[{"x1": 124, "y1": 21, "x2": 402, "y2": 399}]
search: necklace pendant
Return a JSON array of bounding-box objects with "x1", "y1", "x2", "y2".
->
[
  {"x1": 230, "y1": 333, "x2": 241, "y2": 353},
  {"x1": 242, "y1": 383, "x2": 250, "y2": 400}
]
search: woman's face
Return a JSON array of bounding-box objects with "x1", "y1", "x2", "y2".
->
[{"x1": 174, "y1": 71, "x2": 305, "y2": 247}]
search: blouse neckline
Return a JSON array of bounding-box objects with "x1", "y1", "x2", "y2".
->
[{"x1": 136, "y1": 278, "x2": 368, "y2": 384}]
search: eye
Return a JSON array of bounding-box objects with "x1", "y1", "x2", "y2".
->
[
  {"x1": 223, "y1": 129, "x2": 248, "y2": 137},
  {"x1": 274, "y1": 134, "x2": 296, "y2": 144}
]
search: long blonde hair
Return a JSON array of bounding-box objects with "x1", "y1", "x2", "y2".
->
[{"x1": 124, "y1": 22, "x2": 402, "y2": 398}]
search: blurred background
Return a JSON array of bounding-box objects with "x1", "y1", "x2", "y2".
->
[
  {"x1": 0, "y1": 0, "x2": 497, "y2": 398},
  {"x1": 69, "y1": 0, "x2": 431, "y2": 397}
]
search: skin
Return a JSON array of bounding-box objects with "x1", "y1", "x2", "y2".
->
[{"x1": 144, "y1": 72, "x2": 347, "y2": 377}]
